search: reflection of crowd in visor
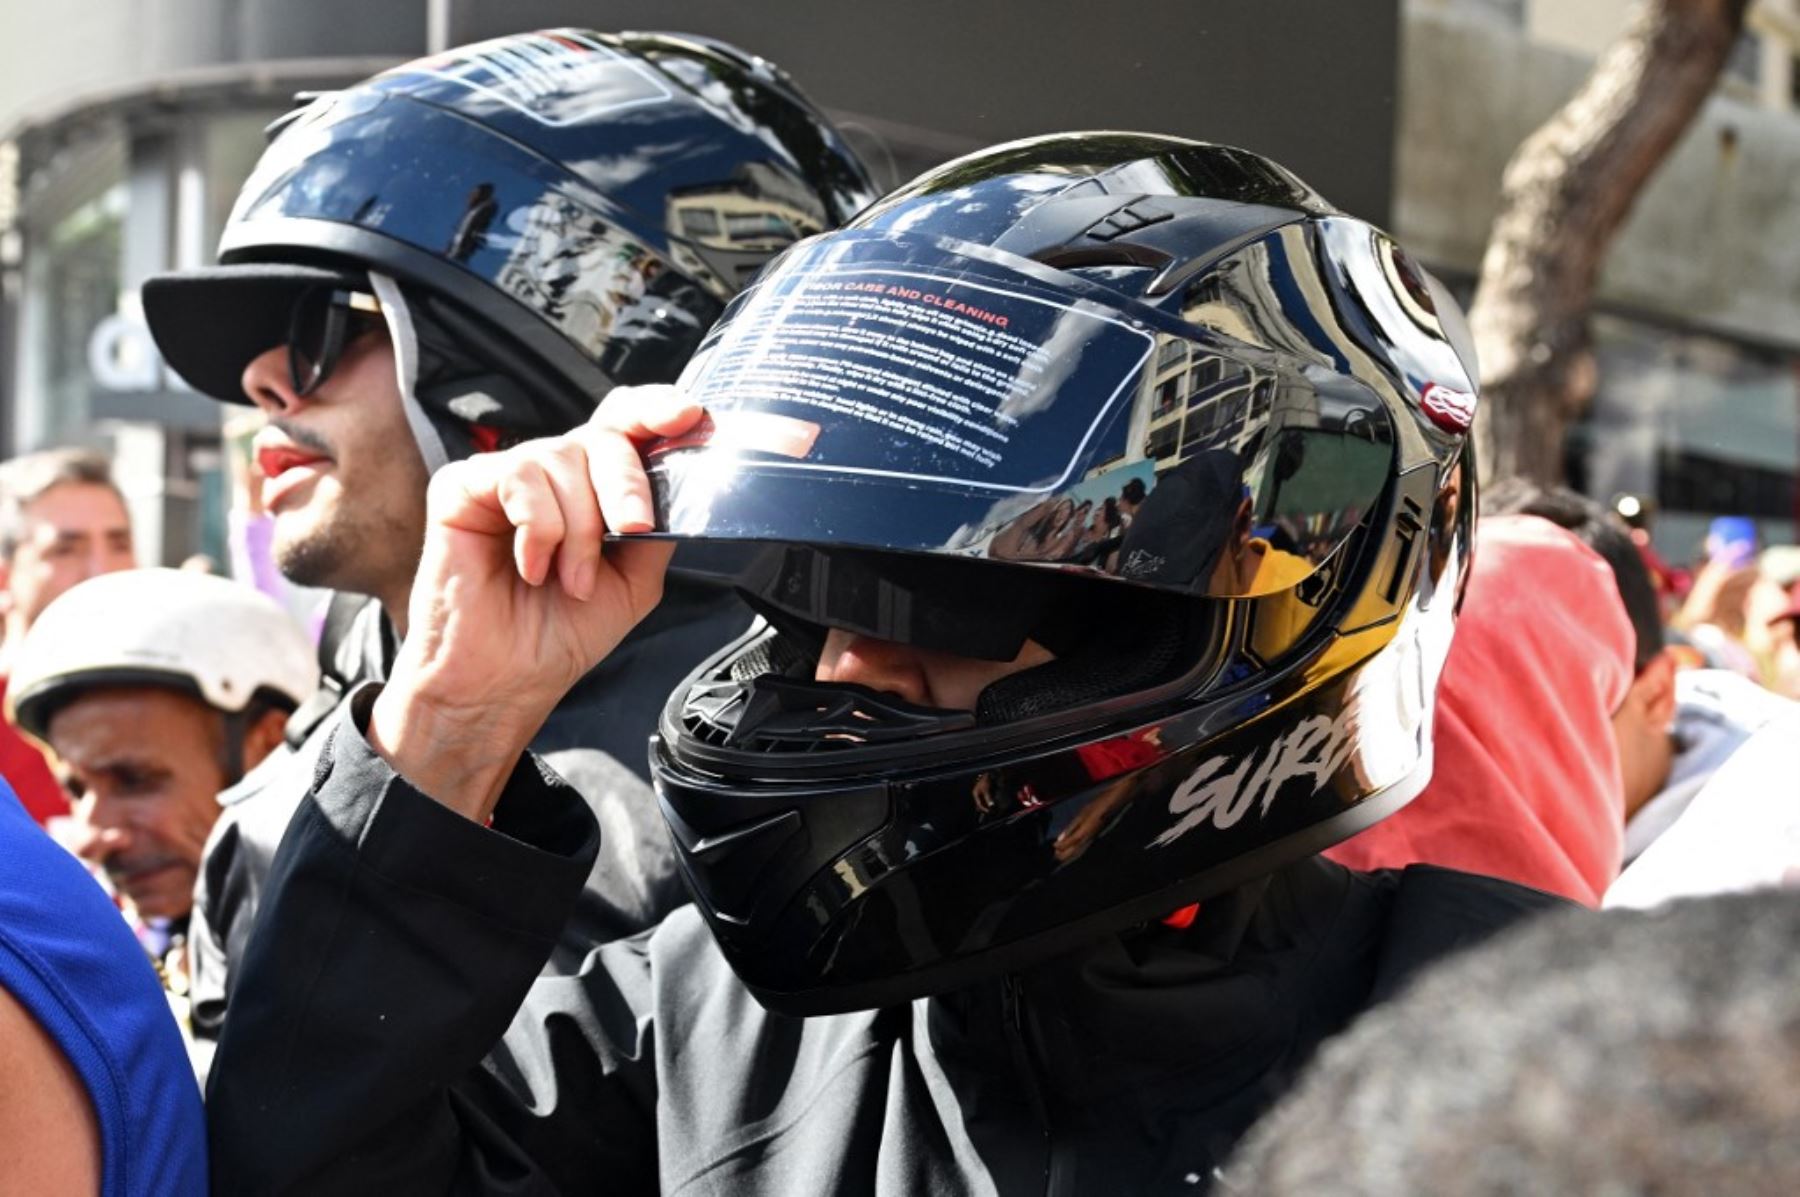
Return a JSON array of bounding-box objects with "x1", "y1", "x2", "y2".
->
[
  {"x1": 991, "y1": 446, "x2": 1311, "y2": 598},
  {"x1": 990, "y1": 476, "x2": 1145, "y2": 570}
]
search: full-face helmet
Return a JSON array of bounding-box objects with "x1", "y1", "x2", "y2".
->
[{"x1": 643, "y1": 133, "x2": 1480, "y2": 1015}]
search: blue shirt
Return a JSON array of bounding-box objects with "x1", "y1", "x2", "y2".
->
[{"x1": 0, "y1": 783, "x2": 207, "y2": 1194}]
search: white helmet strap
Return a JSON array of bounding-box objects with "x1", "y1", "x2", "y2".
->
[{"x1": 370, "y1": 271, "x2": 452, "y2": 476}]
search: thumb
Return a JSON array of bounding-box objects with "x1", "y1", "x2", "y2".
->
[{"x1": 597, "y1": 538, "x2": 678, "y2": 621}]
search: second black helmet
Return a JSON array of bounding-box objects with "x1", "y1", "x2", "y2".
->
[{"x1": 144, "y1": 30, "x2": 878, "y2": 466}]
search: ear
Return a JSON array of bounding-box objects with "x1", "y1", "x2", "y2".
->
[
  {"x1": 1638, "y1": 648, "x2": 1679, "y2": 732},
  {"x1": 240, "y1": 707, "x2": 290, "y2": 774},
  {"x1": 1232, "y1": 495, "x2": 1254, "y2": 540}
]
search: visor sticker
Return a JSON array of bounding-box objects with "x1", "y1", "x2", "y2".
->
[
  {"x1": 672, "y1": 267, "x2": 1155, "y2": 492},
  {"x1": 1419, "y1": 382, "x2": 1476, "y2": 432},
  {"x1": 390, "y1": 32, "x2": 672, "y2": 127}
]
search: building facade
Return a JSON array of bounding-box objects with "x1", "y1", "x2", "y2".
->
[
  {"x1": 1400, "y1": 0, "x2": 1800, "y2": 555},
  {"x1": 0, "y1": 0, "x2": 1401, "y2": 566},
  {"x1": 4, "y1": 0, "x2": 1790, "y2": 568}
]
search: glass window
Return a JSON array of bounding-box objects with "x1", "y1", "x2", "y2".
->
[
  {"x1": 1146, "y1": 421, "x2": 1180, "y2": 461},
  {"x1": 1153, "y1": 376, "x2": 1182, "y2": 416},
  {"x1": 202, "y1": 111, "x2": 289, "y2": 251},
  {"x1": 1189, "y1": 356, "x2": 1224, "y2": 393},
  {"x1": 1727, "y1": 30, "x2": 1763, "y2": 87},
  {"x1": 1250, "y1": 376, "x2": 1275, "y2": 417},
  {"x1": 15, "y1": 128, "x2": 127, "y2": 449},
  {"x1": 1459, "y1": 0, "x2": 1524, "y2": 27},
  {"x1": 1572, "y1": 313, "x2": 1798, "y2": 559},
  {"x1": 724, "y1": 210, "x2": 796, "y2": 243},
  {"x1": 680, "y1": 207, "x2": 722, "y2": 238}
]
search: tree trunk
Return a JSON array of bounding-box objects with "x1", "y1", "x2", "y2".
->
[{"x1": 1468, "y1": 0, "x2": 1750, "y2": 486}]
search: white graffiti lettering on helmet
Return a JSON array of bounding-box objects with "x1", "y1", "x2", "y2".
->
[{"x1": 1150, "y1": 709, "x2": 1359, "y2": 848}]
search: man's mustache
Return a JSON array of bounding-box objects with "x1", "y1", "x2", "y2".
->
[
  {"x1": 103, "y1": 851, "x2": 189, "y2": 888},
  {"x1": 268, "y1": 418, "x2": 335, "y2": 460}
]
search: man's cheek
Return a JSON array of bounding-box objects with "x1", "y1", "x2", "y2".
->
[{"x1": 177, "y1": 802, "x2": 222, "y2": 861}]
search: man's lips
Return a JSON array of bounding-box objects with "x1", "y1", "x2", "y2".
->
[
  {"x1": 257, "y1": 445, "x2": 331, "y2": 477},
  {"x1": 257, "y1": 443, "x2": 334, "y2": 510}
]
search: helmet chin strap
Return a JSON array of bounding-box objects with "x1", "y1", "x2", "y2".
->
[{"x1": 370, "y1": 271, "x2": 452, "y2": 476}]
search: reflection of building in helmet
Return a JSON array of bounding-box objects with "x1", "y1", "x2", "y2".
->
[
  {"x1": 1124, "y1": 340, "x2": 1281, "y2": 470},
  {"x1": 493, "y1": 195, "x2": 656, "y2": 358},
  {"x1": 665, "y1": 162, "x2": 835, "y2": 296}
]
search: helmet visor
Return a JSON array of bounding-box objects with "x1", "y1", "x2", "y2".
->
[{"x1": 642, "y1": 231, "x2": 1396, "y2": 599}]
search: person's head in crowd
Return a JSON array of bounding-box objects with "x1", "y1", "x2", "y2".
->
[
  {"x1": 1770, "y1": 586, "x2": 1800, "y2": 700},
  {"x1": 1673, "y1": 520, "x2": 1781, "y2": 680},
  {"x1": 6, "y1": 569, "x2": 317, "y2": 920},
  {"x1": 1326, "y1": 514, "x2": 1634, "y2": 904},
  {"x1": 1226, "y1": 891, "x2": 1800, "y2": 1195},
  {"x1": 1484, "y1": 479, "x2": 1674, "y2": 820},
  {"x1": 1704, "y1": 514, "x2": 1759, "y2": 569},
  {"x1": 1118, "y1": 475, "x2": 1148, "y2": 518},
  {"x1": 1117, "y1": 448, "x2": 1257, "y2": 591},
  {"x1": 1742, "y1": 560, "x2": 1796, "y2": 671},
  {"x1": 140, "y1": 31, "x2": 876, "y2": 630},
  {"x1": 0, "y1": 447, "x2": 134, "y2": 661}
]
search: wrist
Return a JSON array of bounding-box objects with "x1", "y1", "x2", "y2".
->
[{"x1": 367, "y1": 678, "x2": 537, "y2": 824}]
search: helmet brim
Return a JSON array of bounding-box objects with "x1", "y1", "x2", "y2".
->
[{"x1": 141, "y1": 262, "x2": 368, "y2": 404}]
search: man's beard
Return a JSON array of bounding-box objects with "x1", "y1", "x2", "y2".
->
[
  {"x1": 274, "y1": 520, "x2": 355, "y2": 590},
  {"x1": 273, "y1": 499, "x2": 423, "y2": 599}
]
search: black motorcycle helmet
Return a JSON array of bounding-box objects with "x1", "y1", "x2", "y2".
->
[
  {"x1": 142, "y1": 30, "x2": 876, "y2": 467},
  {"x1": 643, "y1": 132, "x2": 1481, "y2": 1017}
]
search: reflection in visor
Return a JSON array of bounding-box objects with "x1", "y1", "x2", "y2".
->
[{"x1": 649, "y1": 233, "x2": 1395, "y2": 600}]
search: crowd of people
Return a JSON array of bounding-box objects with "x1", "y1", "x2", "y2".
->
[{"x1": 1, "y1": 29, "x2": 1797, "y2": 1197}]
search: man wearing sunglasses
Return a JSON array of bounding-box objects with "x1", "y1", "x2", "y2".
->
[{"x1": 140, "y1": 31, "x2": 876, "y2": 1069}]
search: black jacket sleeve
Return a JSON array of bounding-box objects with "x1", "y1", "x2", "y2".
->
[
  {"x1": 205, "y1": 684, "x2": 636, "y2": 1195},
  {"x1": 188, "y1": 735, "x2": 320, "y2": 1081}
]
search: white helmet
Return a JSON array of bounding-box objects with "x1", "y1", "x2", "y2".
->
[{"x1": 8, "y1": 568, "x2": 320, "y2": 745}]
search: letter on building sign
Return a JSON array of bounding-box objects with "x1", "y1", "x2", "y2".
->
[{"x1": 87, "y1": 313, "x2": 164, "y2": 392}]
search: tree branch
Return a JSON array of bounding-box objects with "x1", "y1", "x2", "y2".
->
[{"x1": 1468, "y1": 0, "x2": 1750, "y2": 484}]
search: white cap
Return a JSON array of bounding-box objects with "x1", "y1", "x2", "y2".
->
[{"x1": 8, "y1": 568, "x2": 320, "y2": 741}]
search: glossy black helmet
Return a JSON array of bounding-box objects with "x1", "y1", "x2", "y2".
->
[
  {"x1": 143, "y1": 31, "x2": 876, "y2": 467},
  {"x1": 645, "y1": 132, "x2": 1481, "y2": 1016}
]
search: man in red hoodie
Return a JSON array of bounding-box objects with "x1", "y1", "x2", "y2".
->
[{"x1": 1329, "y1": 513, "x2": 1636, "y2": 904}]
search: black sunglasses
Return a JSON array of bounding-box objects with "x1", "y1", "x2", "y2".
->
[{"x1": 286, "y1": 286, "x2": 384, "y2": 397}]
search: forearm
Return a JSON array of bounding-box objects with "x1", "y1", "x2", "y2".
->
[{"x1": 207, "y1": 684, "x2": 599, "y2": 1194}]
